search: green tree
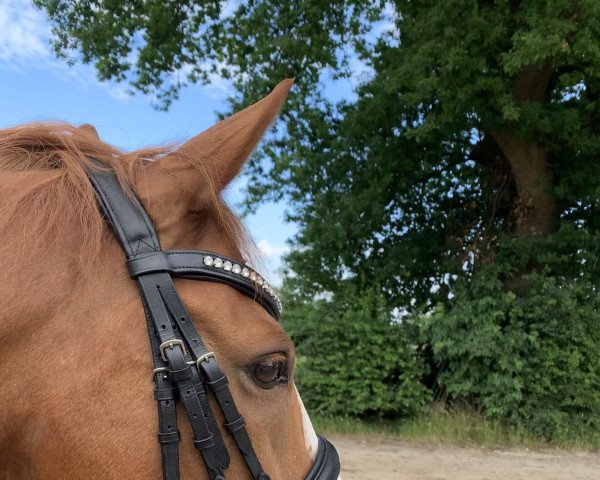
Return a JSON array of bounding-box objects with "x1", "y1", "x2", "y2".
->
[
  {"x1": 421, "y1": 230, "x2": 600, "y2": 436},
  {"x1": 36, "y1": 0, "x2": 600, "y2": 303},
  {"x1": 37, "y1": 1, "x2": 600, "y2": 429}
]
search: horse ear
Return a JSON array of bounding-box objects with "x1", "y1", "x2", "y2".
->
[
  {"x1": 176, "y1": 78, "x2": 294, "y2": 191},
  {"x1": 140, "y1": 79, "x2": 294, "y2": 212},
  {"x1": 79, "y1": 124, "x2": 100, "y2": 139}
]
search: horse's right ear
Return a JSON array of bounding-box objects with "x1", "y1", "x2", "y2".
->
[
  {"x1": 171, "y1": 78, "x2": 294, "y2": 194},
  {"x1": 135, "y1": 79, "x2": 293, "y2": 232}
]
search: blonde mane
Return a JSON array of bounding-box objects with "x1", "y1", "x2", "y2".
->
[{"x1": 0, "y1": 122, "x2": 254, "y2": 265}]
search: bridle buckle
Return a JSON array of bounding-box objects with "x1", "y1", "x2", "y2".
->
[
  {"x1": 196, "y1": 351, "x2": 215, "y2": 371},
  {"x1": 159, "y1": 339, "x2": 186, "y2": 361}
]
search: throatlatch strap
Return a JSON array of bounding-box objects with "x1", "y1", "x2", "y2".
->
[{"x1": 88, "y1": 166, "x2": 270, "y2": 480}]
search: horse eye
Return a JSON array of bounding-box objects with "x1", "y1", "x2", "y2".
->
[{"x1": 251, "y1": 358, "x2": 287, "y2": 388}]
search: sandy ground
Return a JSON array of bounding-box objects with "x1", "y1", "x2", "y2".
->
[{"x1": 331, "y1": 435, "x2": 600, "y2": 480}]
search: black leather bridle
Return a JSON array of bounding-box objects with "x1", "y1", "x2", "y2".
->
[{"x1": 87, "y1": 166, "x2": 341, "y2": 480}]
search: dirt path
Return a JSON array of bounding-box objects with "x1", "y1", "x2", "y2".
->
[{"x1": 331, "y1": 435, "x2": 600, "y2": 480}]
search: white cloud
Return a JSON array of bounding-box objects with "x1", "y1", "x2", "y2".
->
[
  {"x1": 0, "y1": 1, "x2": 143, "y2": 102},
  {"x1": 171, "y1": 61, "x2": 234, "y2": 101},
  {"x1": 220, "y1": 0, "x2": 242, "y2": 20},
  {"x1": 0, "y1": 0, "x2": 50, "y2": 64},
  {"x1": 372, "y1": 2, "x2": 398, "y2": 38},
  {"x1": 257, "y1": 238, "x2": 290, "y2": 258},
  {"x1": 203, "y1": 72, "x2": 233, "y2": 100},
  {"x1": 255, "y1": 239, "x2": 291, "y2": 287},
  {"x1": 0, "y1": 0, "x2": 256, "y2": 107},
  {"x1": 348, "y1": 56, "x2": 373, "y2": 88}
]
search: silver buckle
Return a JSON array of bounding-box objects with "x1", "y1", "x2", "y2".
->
[
  {"x1": 153, "y1": 360, "x2": 196, "y2": 376},
  {"x1": 196, "y1": 351, "x2": 215, "y2": 371},
  {"x1": 159, "y1": 339, "x2": 186, "y2": 362}
]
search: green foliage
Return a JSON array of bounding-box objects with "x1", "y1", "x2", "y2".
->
[
  {"x1": 421, "y1": 229, "x2": 600, "y2": 438},
  {"x1": 37, "y1": 0, "x2": 600, "y2": 440},
  {"x1": 37, "y1": 1, "x2": 600, "y2": 303},
  {"x1": 284, "y1": 286, "x2": 429, "y2": 417},
  {"x1": 35, "y1": 0, "x2": 383, "y2": 107}
]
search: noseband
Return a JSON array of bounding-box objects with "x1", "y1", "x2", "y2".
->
[{"x1": 88, "y1": 166, "x2": 340, "y2": 480}]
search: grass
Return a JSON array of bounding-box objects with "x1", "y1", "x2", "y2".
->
[{"x1": 312, "y1": 410, "x2": 600, "y2": 451}]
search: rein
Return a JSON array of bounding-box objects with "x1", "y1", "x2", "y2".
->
[{"x1": 88, "y1": 166, "x2": 340, "y2": 480}]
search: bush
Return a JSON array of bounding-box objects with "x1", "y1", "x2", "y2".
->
[
  {"x1": 421, "y1": 264, "x2": 600, "y2": 438},
  {"x1": 284, "y1": 286, "x2": 429, "y2": 417},
  {"x1": 284, "y1": 228, "x2": 600, "y2": 441}
]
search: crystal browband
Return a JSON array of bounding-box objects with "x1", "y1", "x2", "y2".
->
[
  {"x1": 126, "y1": 250, "x2": 282, "y2": 318},
  {"x1": 202, "y1": 254, "x2": 282, "y2": 314}
]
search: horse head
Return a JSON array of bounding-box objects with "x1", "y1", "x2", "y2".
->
[{"x1": 0, "y1": 80, "x2": 339, "y2": 479}]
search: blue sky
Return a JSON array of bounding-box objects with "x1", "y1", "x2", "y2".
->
[{"x1": 0, "y1": 0, "x2": 297, "y2": 284}]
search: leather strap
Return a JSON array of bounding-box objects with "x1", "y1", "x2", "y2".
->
[
  {"x1": 87, "y1": 164, "x2": 341, "y2": 480},
  {"x1": 88, "y1": 167, "x2": 160, "y2": 257},
  {"x1": 138, "y1": 274, "x2": 227, "y2": 479},
  {"x1": 88, "y1": 165, "x2": 270, "y2": 480},
  {"x1": 304, "y1": 437, "x2": 341, "y2": 480},
  {"x1": 157, "y1": 275, "x2": 268, "y2": 478},
  {"x1": 139, "y1": 283, "x2": 181, "y2": 480},
  {"x1": 127, "y1": 250, "x2": 281, "y2": 320},
  {"x1": 88, "y1": 166, "x2": 274, "y2": 322}
]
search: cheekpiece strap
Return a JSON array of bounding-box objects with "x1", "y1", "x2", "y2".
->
[{"x1": 88, "y1": 165, "x2": 272, "y2": 480}]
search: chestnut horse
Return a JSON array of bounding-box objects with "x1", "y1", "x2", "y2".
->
[{"x1": 0, "y1": 80, "x2": 334, "y2": 479}]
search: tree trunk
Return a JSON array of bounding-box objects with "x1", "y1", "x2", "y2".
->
[
  {"x1": 493, "y1": 128, "x2": 558, "y2": 236},
  {"x1": 492, "y1": 61, "x2": 559, "y2": 237}
]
